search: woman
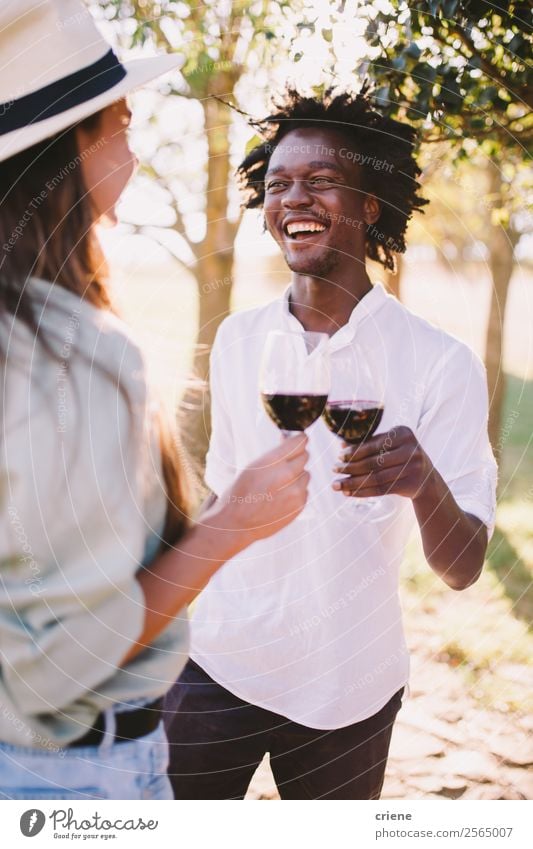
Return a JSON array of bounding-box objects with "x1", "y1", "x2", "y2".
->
[{"x1": 0, "y1": 0, "x2": 309, "y2": 799}]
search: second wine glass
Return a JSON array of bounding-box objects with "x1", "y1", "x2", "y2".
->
[{"x1": 323, "y1": 343, "x2": 393, "y2": 522}]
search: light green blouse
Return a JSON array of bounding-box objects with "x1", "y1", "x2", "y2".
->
[{"x1": 0, "y1": 278, "x2": 188, "y2": 748}]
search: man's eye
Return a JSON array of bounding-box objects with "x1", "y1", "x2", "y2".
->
[
  {"x1": 266, "y1": 181, "x2": 287, "y2": 191},
  {"x1": 309, "y1": 177, "x2": 335, "y2": 186}
]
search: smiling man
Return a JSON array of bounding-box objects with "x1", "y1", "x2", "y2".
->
[{"x1": 165, "y1": 88, "x2": 497, "y2": 800}]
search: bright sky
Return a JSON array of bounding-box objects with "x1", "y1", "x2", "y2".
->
[
  {"x1": 92, "y1": 2, "x2": 532, "y2": 384},
  {"x1": 95, "y1": 0, "x2": 379, "y2": 267},
  {"x1": 94, "y1": 1, "x2": 531, "y2": 272}
]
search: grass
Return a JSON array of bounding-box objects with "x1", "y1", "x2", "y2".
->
[
  {"x1": 403, "y1": 373, "x2": 532, "y2": 714},
  {"x1": 498, "y1": 374, "x2": 533, "y2": 503},
  {"x1": 487, "y1": 525, "x2": 532, "y2": 625}
]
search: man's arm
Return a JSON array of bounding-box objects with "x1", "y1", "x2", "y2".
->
[
  {"x1": 333, "y1": 426, "x2": 489, "y2": 590},
  {"x1": 412, "y1": 459, "x2": 487, "y2": 589}
]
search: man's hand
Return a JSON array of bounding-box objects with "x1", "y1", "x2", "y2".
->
[
  {"x1": 332, "y1": 425, "x2": 487, "y2": 591},
  {"x1": 332, "y1": 425, "x2": 432, "y2": 499}
]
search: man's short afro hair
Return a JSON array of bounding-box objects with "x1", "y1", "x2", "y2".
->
[{"x1": 236, "y1": 85, "x2": 428, "y2": 271}]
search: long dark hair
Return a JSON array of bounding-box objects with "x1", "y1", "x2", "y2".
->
[{"x1": 0, "y1": 112, "x2": 191, "y2": 549}]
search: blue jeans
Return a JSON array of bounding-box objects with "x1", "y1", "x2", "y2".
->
[{"x1": 0, "y1": 722, "x2": 172, "y2": 800}]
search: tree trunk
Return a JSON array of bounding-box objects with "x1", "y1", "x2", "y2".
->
[
  {"x1": 484, "y1": 163, "x2": 515, "y2": 463},
  {"x1": 180, "y1": 251, "x2": 234, "y2": 475},
  {"x1": 180, "y1": 91, "x2": 237, "y2": 474}
]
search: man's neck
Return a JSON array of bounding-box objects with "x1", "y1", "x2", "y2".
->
[{"x1": 288, "y1": 269, "x2": 373, "y2": 335}]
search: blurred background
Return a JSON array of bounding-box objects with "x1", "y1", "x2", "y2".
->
[{"x1": 91, "y1": 1, "x2": 531, "y2": 798}]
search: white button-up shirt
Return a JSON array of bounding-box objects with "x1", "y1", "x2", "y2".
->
[{"x1": 190, "y1": 283, "x2": 497, "y2": 729}]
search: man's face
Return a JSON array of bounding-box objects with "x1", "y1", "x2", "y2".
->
[{"x1": 263, "y1": 127, "x2": 375, "y2": 277}]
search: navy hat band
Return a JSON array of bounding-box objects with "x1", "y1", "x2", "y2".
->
[{"x1": 0, "y1": 49, "x2": 126, "y2": 137}]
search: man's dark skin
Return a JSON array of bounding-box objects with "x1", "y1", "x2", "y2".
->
[{"x1": 262, "y1": 126, "x2": 488, "y2": 590}]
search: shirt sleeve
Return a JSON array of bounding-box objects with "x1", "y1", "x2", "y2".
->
[
  {"x1": 204, "y1": 320, "x2": 238, "y2": 496},
  {"x1": 416, "y1": 342, "x2": 498, "y2": 538},
  {"x1": 0, "y1": 331, "x2": 151, "y2": 716}
]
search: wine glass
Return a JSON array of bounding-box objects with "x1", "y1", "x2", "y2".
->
[
  {"x1": 260, "y1": 330, "x2": 330, "y2": 435},
  {"x1": 260, "y1": 329, "x2": 330, "y2": 521},
  {"x1": 323, "y1": 344, "x2": 394, "y2": 522}
]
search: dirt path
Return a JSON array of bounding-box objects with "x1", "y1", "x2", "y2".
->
[{"x1": 246, "y1": 616, "x2": 532, "y2": 800}]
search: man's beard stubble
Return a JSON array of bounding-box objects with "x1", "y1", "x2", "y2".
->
[{"x1": 284, "y1": 246, "x2": 341, "y2": 279}]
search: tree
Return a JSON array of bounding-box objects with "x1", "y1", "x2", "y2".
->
[
  {"x1": 94, "y1": 0, "x2": 305, "y2": 466},
  {"x1": 362, "y1": 0, "x2": 532, "y2": 458}
]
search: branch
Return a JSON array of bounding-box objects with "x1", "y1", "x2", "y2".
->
[
  {"x1": 171, "y1": 204, "x2": 200, "y2": 260},
  {"x1": 227, "y1": 209, "x2": 244, "y2": 243},
  {"x1": 222, "y1": 2, "x2": 242, "y2": 65},
  {"x1": 451, "y1": 24, "x2": 533, "y2": 109},
  {"x1": 127, "y1": 222, "x2": 198, "y2": 272},
  {"x1": 422, "y1": 121, "x2": 533, "y2": 145},
  {"x1": 187, "y1": 0, "x2": 204, "y2": 32}
]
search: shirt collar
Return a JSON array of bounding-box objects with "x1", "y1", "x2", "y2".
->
[{"x1": 278, "y1": 281, "x2": 389, "y2": 351}]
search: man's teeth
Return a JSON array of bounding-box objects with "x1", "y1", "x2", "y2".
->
[{"x1": 286, "y1": 221, "x2": 326, "y2": 235}]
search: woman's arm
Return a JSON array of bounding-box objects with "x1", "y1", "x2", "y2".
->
[{"x1": 121, "y1": 433, "x2": 309, "y2": 664}]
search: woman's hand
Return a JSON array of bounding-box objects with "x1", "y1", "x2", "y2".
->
[
  {"x1": 212, "y1": 433, "x2": 310, "y2": 544},
  {"x1": 123, "y1": 434, "x2": 309, "y2": 665}
]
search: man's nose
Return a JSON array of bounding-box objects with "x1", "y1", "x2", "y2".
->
[{"x1": 281, "y1": 180, "x2": 313, "y2": 209}]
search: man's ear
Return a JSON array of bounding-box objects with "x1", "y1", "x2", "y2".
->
[{"x1": 363, "y1": 194, "x2": 381, "y2": 225}]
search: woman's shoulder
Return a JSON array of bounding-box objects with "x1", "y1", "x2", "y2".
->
[
  {"x1": 0, "y1": 278, "x2": 147, "y2": 393},
  {"x1": 0, "y1": 278, "x2": 150, "y2": 432},
  {"x1": 26, "y1": 277, "x2": 145, "y2": 367}
]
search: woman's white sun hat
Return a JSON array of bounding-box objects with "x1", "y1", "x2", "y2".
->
[{"x1": 0, "y1": 0, "x2": 183, "y2": 163}]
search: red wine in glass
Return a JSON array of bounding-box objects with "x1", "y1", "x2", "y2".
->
[
  {"x1": 322, "y1": 400, "x2": 384, "y2": 444},
  {"x1": 326, "y1": 344, "x2": 393, "y2": 522},
  {"x1": 260, "y1": 329, "x2": 330, "y2": 524},
  {"x1": 262, "y1": 392, "x2": 328, "y2": 432},
  {"x1": 325, "y1": 399, "x2": 392, "y2": 521}
]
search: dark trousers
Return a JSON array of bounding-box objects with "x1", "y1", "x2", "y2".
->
[{"x1": 163, "y1": 659, "x2": 404, "y2": 800}]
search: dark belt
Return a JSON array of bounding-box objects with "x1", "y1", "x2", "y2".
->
[{"x1": 69, "y1": 698, "x2": 164, "y2": 748}]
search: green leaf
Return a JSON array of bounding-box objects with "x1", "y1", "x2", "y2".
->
[
  {"x1": 406, "y1": 105, "x2": 425, "y2": 122},
  {"x1": 293, "y1": 51, "x2": 303, "y2": 62},
  {"x1": 245, "y1": 134, "x2": 263, "y2": 156},
  {"x1": 131, "y1": 23, "x2": 148, "y2": 47},
  {"x1": 321, "y1": 28, "x2": 333, "y2": 43},
  {"x1": 478, "y1": 86, "x2": 498, "y2": 104},
  {"x1": 493, "y1": 96, "x2": 510, "y2": 113},
  {"x1": 374, "y1": 85, "x2": 390, "y2": 108},
  {"x1": 468, "y1": 54, "x2": 484, "y2": 70},
  {"x1": 405, "y1": 42, "x2": 422, "y2": 59},
  {"x1": 312, "y1": 83, "x2": 326, "y2": 99},
  {"x1": 417, "y1": 97, "x2": 430, "y2": 116},
  {"x1": 442, "y1": 0, "x2": 459, "y2": 18},
  {"x1": 491, "y1": 207, "x2": 510, "y2": 228},
  {"x1": 437, "y1": 79, "x2": 463, "y2": 112},
  {"x1": 412, "y1": 62, "x2": 437, "y2": 82},
  {"x1": 391, "y1": 54, "x2": 406, "y2": 70},
  {"x1": 508, "y1": 34, "x2": 526, "y2": 58}
]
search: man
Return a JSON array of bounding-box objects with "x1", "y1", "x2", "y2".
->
[{"x1": 165, "y1": 88, "x2": 497, "y2": 799}]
